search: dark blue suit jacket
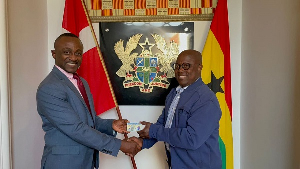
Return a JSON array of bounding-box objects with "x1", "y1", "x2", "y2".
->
[
  {"x1": 36, "y1": 66, "x2": 121, "y2": 169},
  {"x1": 143, "y1": 78, "x2": 222, "y2": 169}
]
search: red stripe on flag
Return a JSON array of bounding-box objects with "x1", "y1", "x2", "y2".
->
[
  {"x1": 63, "y1": 0, "x2": 89, "y2": 36},
  {"x1": 210, "y1": 0, "x2": 232, "y2": 119},
  {"x1": 77, "y1": 47, "x2": 115, "y2": 114}
]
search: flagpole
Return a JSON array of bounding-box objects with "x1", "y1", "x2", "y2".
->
[{"x1": 80, "y1": 1, "x2": 138, "y2": 169}]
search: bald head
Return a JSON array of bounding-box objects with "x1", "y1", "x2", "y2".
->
[
  {"x1": 175, "y1": 50, "x2": 203, "y2": 87},
  {"x1": 178, "y1": 50, "x2": 202, "y2": 65}
]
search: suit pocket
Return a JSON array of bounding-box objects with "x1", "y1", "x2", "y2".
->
[
  {"x1": 51, "y1": 145, "x2": 79, "y2": 155},
  {"x1": 177, "y1": 108, "x2": 190, "y2": 127}
]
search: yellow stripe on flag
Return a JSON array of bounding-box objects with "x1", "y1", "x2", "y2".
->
[
  {"x1": 202, "y1": 30, "x2": 234, "y2": 168},
  {"x1": 216, "y1": 92, "x2": 234, "y2": 169},
  {"x1": 202, "y1": 30, "x2": 224, "y2": 83}
]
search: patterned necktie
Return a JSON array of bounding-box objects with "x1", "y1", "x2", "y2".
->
[
  {"x1": 165, "y1": 87, "x2": 184, "y2": 129},
  {"x1": 165, "y1": 87, "x2": 184, "y2": 151},
  {"x1": 73, "y1": 73, "x2": 92, "y2": 114}
]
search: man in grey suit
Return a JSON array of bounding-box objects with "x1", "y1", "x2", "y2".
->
[{"x1": 36, "y1": 33, "x2": 140, "y2": 169}]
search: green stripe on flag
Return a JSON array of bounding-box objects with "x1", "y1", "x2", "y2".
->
[{"x1": 219, "y1": 137, "x2": 226, "y2": 169}]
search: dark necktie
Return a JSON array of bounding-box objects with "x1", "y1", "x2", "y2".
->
[{"x1": 73, "y1": 73, "x2": 92, "y2": 114}]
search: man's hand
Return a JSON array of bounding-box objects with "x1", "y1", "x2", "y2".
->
[
  {"x1": 120, "y1": 139, "x2": 141, "y2": 157},
  {"x1": 128, "y1": 136, "x2": 143, "y2": 148},
  {"x1": 137, "y1": 121, "x2": 151, "y2": 139},
  {"x1": 113, "y1": 119, "x2": 129, "y2": 134}
]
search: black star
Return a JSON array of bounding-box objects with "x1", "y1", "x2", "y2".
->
[
  {"x1": 207, "y1": 71, "x2": 224, "y2": 94},
  {"x1": 139, "y1": 38, "x2": 154, "y2": 52},
  {"x1": 142, "y1": 42, "x2": 152, "y2": 51}
]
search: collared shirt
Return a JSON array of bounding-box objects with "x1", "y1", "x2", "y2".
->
[{"x1": 55, "y1": 65, "x2": 81, "y2": 95}]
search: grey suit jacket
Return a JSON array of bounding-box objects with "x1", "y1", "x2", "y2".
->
[{"x1": 36, "y1": 66, "x2": 121, "y2": 169}]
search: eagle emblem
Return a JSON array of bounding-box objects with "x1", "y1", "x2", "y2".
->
[{"x1": 114, "y1": 33, "x2": 179, "y2": 93}]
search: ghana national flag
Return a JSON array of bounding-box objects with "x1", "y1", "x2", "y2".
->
[{"x1": 201, "y1": 0, "x2": 234, "y2": 168}]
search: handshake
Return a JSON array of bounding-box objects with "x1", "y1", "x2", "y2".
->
[{"x1": 112, "y1": 119, "x2": 151, "y2": 157}]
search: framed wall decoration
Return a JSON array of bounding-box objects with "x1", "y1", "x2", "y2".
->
[
  {"x1": 87, "y1": 1, "x2": 213, "y2": 105},
  {"x1": 99, "y1": 22, "x2": 194, "y2": 105}
]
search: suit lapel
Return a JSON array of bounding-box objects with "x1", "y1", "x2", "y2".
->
[{"x1": 51, "y1": 66, "x2": 94, "y2": 123}]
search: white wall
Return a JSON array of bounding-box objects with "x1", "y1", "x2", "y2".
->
[
  {"x1": 228, "y1": 0, "x2": 242, "y2": 167},
  {"x1": 7, "y1": 0, "x2": 48, "y2": 168},
  {"x1": 0, "y1": 0, "x2": 11, "y2": 168},
  {"x1": 241, "y1": 0, "x2": 300, "y2": 168}
]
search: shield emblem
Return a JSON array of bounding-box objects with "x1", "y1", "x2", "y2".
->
[{"x1": 136, "y1": 57, "x2": 157, "y2": 84}]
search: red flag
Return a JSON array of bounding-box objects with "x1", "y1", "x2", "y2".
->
[{"x1": 62, "y1": 0, "x2": 116, "y2": 115}]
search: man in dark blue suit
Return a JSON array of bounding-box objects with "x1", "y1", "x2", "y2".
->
[
  {"x1": 131, "y1": 50, "x2": 222, "y2": 169},
  {"x1": 36, "y1": 33, "x2": 140, "y2": 169}
]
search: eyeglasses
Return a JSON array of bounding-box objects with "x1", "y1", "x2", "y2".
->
[{"x1": 173, "y1": 63, "x2": 192, "y2": 70}]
